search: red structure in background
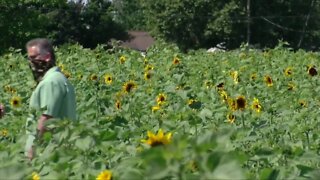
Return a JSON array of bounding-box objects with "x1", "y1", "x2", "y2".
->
[{"x1": 121, "y1": 31, "x2": 155, "y2": 52}]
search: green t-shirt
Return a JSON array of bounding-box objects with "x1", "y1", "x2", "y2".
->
[
  {"x1": 29, "y1": 66, "x2": 76, "y2": 120},
  {"x1": 25, "y1": 66, "x2": 76, "y2": 154}
]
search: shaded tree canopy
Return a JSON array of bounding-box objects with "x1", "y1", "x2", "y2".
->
[
  {"x1": 0, "y1": 0, "x2": 128, "y2": 54},
  {"x1": 1, "y1": 0, "x2": 320, "y2": 53}
]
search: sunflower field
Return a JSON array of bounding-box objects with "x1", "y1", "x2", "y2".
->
[{"x1": 1, "y1": 41, "x2": 320, "y2": 179}]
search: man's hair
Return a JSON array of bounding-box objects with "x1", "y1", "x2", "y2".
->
[{"x1": 26, "y1": 38, "x2": 56, "y2": 62}]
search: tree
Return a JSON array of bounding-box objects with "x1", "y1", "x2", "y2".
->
[
  {"x1": 141, "y1": 0, "x2": 246, "y2": 51},
  {"x1": 139, "y1": 0, "x2": 320, "y2": 50},
  {"x1": 111, "y1": 0, "x2": 147, "y2": 30},
  {"x1": 0, "y1": 0, "x2": 128, "y2": 54}
]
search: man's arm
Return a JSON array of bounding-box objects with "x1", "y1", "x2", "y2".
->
[
  {"x1": 27, "y1": 114, "x2": 52, "y2": 161},
  {"x1": 37, "y1": 114, "x2": 52, "y2": 138}
]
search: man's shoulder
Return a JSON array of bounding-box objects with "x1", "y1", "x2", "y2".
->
[{"x1": 43, "y1": 70, "x2": 67, "y2": 83}]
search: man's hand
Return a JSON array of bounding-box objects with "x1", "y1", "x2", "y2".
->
[
  {"x1": 27, "y1": 147, "x2": 34, "y2": 161},
  {"x1": 37, "y1": 114, "x2": 52, "y2": 138},
  {"x1": 0, "y1": 104, "x2": 5, "y2": 118}
]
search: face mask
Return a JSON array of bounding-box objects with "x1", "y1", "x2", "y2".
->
[{"x1": 29, "y1": 60, "x2": 54, "y2": 82}]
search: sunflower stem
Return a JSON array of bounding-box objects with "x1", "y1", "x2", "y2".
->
[
  {"x1": 195, "y1": 124, "x2": 198, "y2": 137},
  {"x1": 241, "y1": 113, "x2": 245, "y2": 128},
  {"x1": 305, "y1": 131, "x2": 310, "y2": 150}
]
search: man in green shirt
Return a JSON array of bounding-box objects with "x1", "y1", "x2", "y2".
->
[{"x1": 25, "y1": 38, "x2": 76, "y2": 160}]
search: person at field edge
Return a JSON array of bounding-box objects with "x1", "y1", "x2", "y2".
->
[
  {"x1": 0, "y1": 104, "x2": 5, "y2": 118},
  {"x1": 25, "y1": 38, "x2": 77, "y2": 160}
]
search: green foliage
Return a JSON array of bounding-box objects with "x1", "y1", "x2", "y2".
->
[
  {"x1": 111, "y1": 0, "x2": 147, "y2": 30},
  {"x1": 0, "y1": 0, "x2": 127, "y2": 54},
  {"x1": 2, "y1": 42, "x2": 320, "y2": 179},
  {"x1": 138, "y1": 0, "x2": 320, "y2": 50},
  {"x1": 140, "y1": 0, "x2": 245, "y2": 50}
]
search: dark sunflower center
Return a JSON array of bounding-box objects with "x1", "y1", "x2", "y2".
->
[
  {"x1": 116, "y1": 102, "x2": 121, "y2": 109},
  {"x1": 309, "y1": 68, "x2": 317, "y2": 76},
  {"x1": 151, "y1": 141, "x2": 164, "y2": 147},
  {"x1": 13, "y1": 100, "x2": 18, "y2": 105},
  {"x1": 228, "y1": 114, "x2": 235, "y2": 120},
  {"x1": 126, "y1": 84, "x2": 134, "y2": 92},
  {"x1": 217, "y1": 83, "x2": 224, "y2": 89},
  {"x1": 159, "y1": 96, "x2": 165, "y2": 101},
  {"x1": 267, "y1": 77, "x2": 272, "y2": 83},
  {"x1": 237, "y1": 99, "x2": 246, "y2": 108}
]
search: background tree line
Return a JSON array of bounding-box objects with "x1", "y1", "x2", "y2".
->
[{"x1": 1, "y1": 0, "x2": 320, "y2": 54}]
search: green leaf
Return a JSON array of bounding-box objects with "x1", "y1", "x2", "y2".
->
[
  {"x1": 0, "y1": 163, "x2": 28, "y2": 180},
  {"x1": 75, "y1": 136, "x2": 95, "y2": 151},
  {"x1": 198, "y1": 108, "x2": 213, "y2": 121},
  {"x1": 259, "y1": 168, "x2": 279, "y2": 180},
  {"x1": 296, "y1": 165, "x2": 314, "y2": 177}
]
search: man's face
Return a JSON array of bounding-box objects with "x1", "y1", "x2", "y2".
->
[
  {"x1": 27, "y1": 46, "x2": 48, "y2": 62},
  {"x1": 27, "y1": 46, "x2": 53, "y2": 82}
]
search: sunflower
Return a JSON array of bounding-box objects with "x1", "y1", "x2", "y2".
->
[
  {"x1": 307, "y1": 65, "x2": 317, "y2": 76},
  {"x1": 156, "y1": 93, "x2": 166, "y2": 105},
  {"x1": 122, "y1": 81, "x2": 137, "y2": 93},
  {"x1": 115, "y1": 100, "x2": 121, "y2": 109},
  {"x1": 264, "y1": 75, "x2": 273, "y2": 87},
  {"x1": 219, "y1": 90, "x2": 228, "y2": 103},
  {"x1": 173, "y1": 57, "x2": 180, "y2": 65},
  {"x1": 227, "y1": 98, "x2": 237, "y2": 111},
  {"x1": 62, "y1": 70, "x2": 71, "y2": 79},
  {"x1": 4, "y1": 85, "x2": 11, "y2": 92},
  {"x1": 58, "y1": 63, "x2": 65, "y2": 71},
  {"x1": 1, "y1": 129, "x2": 8, "y2": 137},
  {"x1": 230, "y1": 71, "x2": 239, "y2": 84},
  {"x1": 119, "y1": 55, "x2": 126, "y2": 64},
  {"x1": 251, "y1": 98, "x2": 262, "y2": 113},
  {"x1": 144, "y1": 71, "x2": 152, "y2": 80},
  {"x1": 188, "y1": 99, "x2": 196, "y2": 105},
  {"x1": 152, "y1": 105, "x2": 161, "y2": 112},
  {"x1": 235, "y1": 95, "x2": 246, "y2": 110},
  {"x1": 77, "y1": 73, "x2": 83, "y2": 80},
  {"x1": 4, "y1": 85, "x2": 16, "y2": 94},
  {"x1": 10, "y1": 96, "x2": 21, "y2": 108},
  {"x1": 104, "y1": 74, "x2": 112, "y2": 85},
  {"x1": 144, "y1": 58, "x2": 148, "y2": 65},
  {"x1": 284, "y1": 67, "x2": 293, "y2": 76},
  {"x1": 216, "y1": 82, "x2": 224, "y2": 90},
  {"x1": 299, "y1": 100, "x2": 307, "y2": 107},
  {"x1": 288, "y1": 82, "x2": 296, "y2": 91},
  {"x1": 227, "y1": 113, "x2": 235, "y2": 124},
  {"x1": 144, "y1": 64, "x2": 154, "y2": 71},
  {"x1": 96, "y1": 170, "x2": 112, "y2": 180},
  {"x1": 250, "y1": 73, "x2": 257, "y2": 81},
  {"x1": 205, "y1": 81, "x2": 213, "y2": 89},
  {"x1": 141, "y1": 129, "x2": 172, "y2": 147},
  {"x1": 90, "y1": 74, "x2": 98, "y2": 81},
  {"x1": 32, "y1": 172, "x2": 40, "y2": 180}
]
